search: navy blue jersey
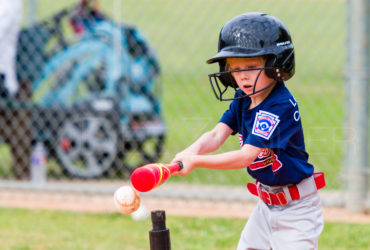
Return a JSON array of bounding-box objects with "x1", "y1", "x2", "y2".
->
[{"x1": 220, "y1": 82, "x2": 314, "y2": 186}]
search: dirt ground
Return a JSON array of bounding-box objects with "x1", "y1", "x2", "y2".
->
[{"x1": 1, "y1": 189, "x2": 369, "y2": 223}]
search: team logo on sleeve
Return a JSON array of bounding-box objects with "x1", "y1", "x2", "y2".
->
[
  {"x1": 252, "y1": 110, "x2": 280, "y2": 140},
  {"x1": 249, "y1": 149, "x2": 282, "y2": 172},
  {"x1": 238, "y1": 134, "x2": 244, "y2": 147}
]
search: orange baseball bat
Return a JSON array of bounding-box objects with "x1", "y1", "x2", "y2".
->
[{"x1": 130, "y1": 162, "x2": 183, "y2": 192}]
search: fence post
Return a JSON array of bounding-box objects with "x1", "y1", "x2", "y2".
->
[
  {"x1": 27, "y1": 0, "x2": 38, "y2": 25},
  {"x1": 345, "y1": 0, "x2": 369, "y2": 212}
]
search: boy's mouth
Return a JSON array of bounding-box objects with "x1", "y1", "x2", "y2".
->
[{"x1": 243, "y1": 84, "x2": 254, "y2": 91}]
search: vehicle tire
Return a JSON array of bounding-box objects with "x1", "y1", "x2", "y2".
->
[{"x1": 55, "y1": 114, "x2": 118, "y2": 178}]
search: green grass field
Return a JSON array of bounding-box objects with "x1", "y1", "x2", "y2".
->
[
  {"x1": 1, "y1": 0, "x2": 347, "y2": 188},
  {"x1": 0, "y1": 208, "x2": 369, "y2": 250}
]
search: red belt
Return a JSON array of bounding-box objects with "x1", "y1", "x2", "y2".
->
[{"x1": 247, "y1": 172, "x2": 325, "y2": 206}]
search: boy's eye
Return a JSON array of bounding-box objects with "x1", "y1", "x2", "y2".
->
[
  {"x1": 231, "y1": 65, "x2": 261, "y2": 70},
  {"x1": 231, "y1": 67, "x2": 256, "y2": 71}
]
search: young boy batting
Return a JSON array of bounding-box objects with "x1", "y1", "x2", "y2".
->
[{"x1": 172, "y1": 12, "x2": 325, "y2": 249}]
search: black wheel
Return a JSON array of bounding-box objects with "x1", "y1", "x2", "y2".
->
[{"x1": 55, "y1": 114, "x2": 118, "y2": 178}]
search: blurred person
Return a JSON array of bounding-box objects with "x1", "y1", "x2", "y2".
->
[
  {"x1": 0, "y1": 0, "x2": 31, "y2": 179},
  {"x1": 172, "y1": 13, "x2": 325, "y2": 249},
  {"x1": 0, "y1": 0, "x2": 22, "y2": 96}
]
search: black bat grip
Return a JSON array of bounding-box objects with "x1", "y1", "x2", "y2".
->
[{"x1": 176, "y1": 161, "x2": 183, "y2": 171}]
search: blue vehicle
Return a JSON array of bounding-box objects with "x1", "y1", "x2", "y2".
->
[{"x1": 16, "y1": 5, "x2": 165, "y2": 178}]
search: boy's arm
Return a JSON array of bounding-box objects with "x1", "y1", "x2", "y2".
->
[
  {"x1": 176, "y1": 122, "x2": 233, "y2": 156},
  {"x1": 194, "y1": 143, "x2": 261, "y2": 170},
  {"x1": 172, "y1": 123, "x2": 263, "y2": 176}
]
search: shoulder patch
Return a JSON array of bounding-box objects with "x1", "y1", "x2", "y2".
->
[{"x1": 252, "y1": 110, "x2": 280, "y2": 140}]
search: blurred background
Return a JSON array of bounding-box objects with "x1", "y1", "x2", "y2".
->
[{"x1": 0, "y1": 0, "x2": 368, "y2": 213}]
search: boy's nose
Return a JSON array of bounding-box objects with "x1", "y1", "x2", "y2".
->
[{"x1": 239, "y1": 71, "x2": 250, "y2": 79}]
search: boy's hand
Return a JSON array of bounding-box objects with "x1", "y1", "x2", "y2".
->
[{"x1": 171, "y1": 152, "x2": 196, "y2": 177}]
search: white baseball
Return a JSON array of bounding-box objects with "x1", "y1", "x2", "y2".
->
[
  {"x1": 131, "y1": 203, "x2": 149, "y2": 221},
  {"x1": 113, "y1": 186, "x2": 141, "y2": 214}
]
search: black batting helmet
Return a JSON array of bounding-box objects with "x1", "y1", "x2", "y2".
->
[{"x1": 207, "y1": 12, "x2": 295, "y2": 101}]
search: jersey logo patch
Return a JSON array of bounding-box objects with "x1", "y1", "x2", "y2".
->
[{"x1": 252, "y1": 110, "x2": 280, "y2": 140}]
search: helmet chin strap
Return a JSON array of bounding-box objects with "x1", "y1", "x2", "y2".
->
[
  {"x1": 243, "y1": 68, "x2": 277, "y2": 97},
  {"x1": 249, "y1": 79, "x2": 277, "y2": 97},
  {"x1": 245, "y1": 79, "x2": 277, "y2": 103},
  {"x1": 228, "y1": 79, "x2": 278, "y2": 101},
  {"x1": 208, "y1": 68, "x2": 279, "y2": 101},
  {"x1": 249, "y1": 68, "x2": 277, "y2": 97}
]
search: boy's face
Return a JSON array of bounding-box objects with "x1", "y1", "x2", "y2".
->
[{"x1": 226, "y1": 57, "x2": 274, "y2": 97}]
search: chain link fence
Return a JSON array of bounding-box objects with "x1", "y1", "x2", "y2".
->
[{"x1": 0, "y1": 0, "x2": 368, "y2": 210}]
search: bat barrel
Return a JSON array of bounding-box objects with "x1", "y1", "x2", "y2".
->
[{"x1": 130, "y1": 162, "x2": 183, "y2": 192}]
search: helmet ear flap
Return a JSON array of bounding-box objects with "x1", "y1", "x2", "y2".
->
[
  {"x1": 219, "y1": 61, "x2": 238, "y2": 88},
  {"x1": 265, "y1": 50, "x2": 295, "y2": 81},
  {"x1": 280, "y1": 49, "x2": 295, "y2": 80},
  {"x1": 265, "y1": 55, "x2": 279, "y2": 80}
]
